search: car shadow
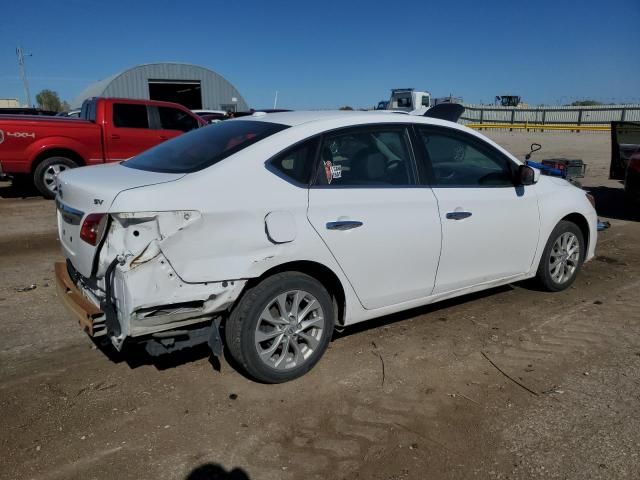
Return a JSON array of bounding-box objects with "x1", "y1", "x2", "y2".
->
[
  {"x1": 332, "y1": 284, "x2": 515, "y2": 340},
  {"x1": 92, "y1": 337, "x2": 217, "y2": 371},
  {"x1": 0, "y1": 180, "x2": 41, "y2": 199},
  {"x1": 583, "y1": 185, "x2": 640, "y2": 222},
  {"x1": 184, "y1": 463, "x2": 251, "y2": 480},
  {"x1": 92, "y1": 284, "x2": 519, "y2": 375}
]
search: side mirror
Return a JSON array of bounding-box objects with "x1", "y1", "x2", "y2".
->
[{"x1": 517, "y1": 164, "x2": 537, "y2": 186}]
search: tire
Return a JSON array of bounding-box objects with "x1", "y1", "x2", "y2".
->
[
  {"x1": 225, "y1": 272, "x2": 334, "y2": 383},
  {"x1": 536, "y1": 220, "x2": 585, "y2": 292},
  {"x1": 33, "y1": 156, "x2": 78, "y2": 199}
]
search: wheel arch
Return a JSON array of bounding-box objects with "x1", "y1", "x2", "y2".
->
[
  {"x1": 560, "y1": 212, "x2": 590, "y2": 255},
  {"x1": 31, "y1": 148, "x2": 86, "y2": 174},
  {"x1": 243, "y1": 260, "x2": 347, "y2": 326}
]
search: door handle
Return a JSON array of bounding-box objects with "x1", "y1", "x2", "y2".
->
[
  {"x1": 326, "y1": 220, "x2": 363, "y2": 231},
  {"x1": 446, "y1": 211, "x2": 472, "y2": 220},
  {"x1": 159, "y1": 135, "x2": 168, "y2": 140}
]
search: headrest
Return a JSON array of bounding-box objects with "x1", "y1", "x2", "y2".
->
[{"x1": 365, "y1": 152, "x2": 386, "y2": 179}]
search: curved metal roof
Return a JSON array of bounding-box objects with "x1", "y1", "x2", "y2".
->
[{"x1": 72, "y1": 62, "x2": 248, "y2": 110}]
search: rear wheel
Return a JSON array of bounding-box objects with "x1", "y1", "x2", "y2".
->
[
  {"x1": 33, "y1": 156, "x2": 78, "y2": 199},
  {"x1": 225, "y1": 272, "x2": 334, "y2": 383},
  {"x1": 536, "y1": 220, "x2": 585, "y2": 291}
]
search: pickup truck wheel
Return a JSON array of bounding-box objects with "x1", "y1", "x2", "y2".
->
[
  {"x1": 536, "y1": 220, "x2": 585, "y2": 292},
  {"x1": 225, "y1": 272, "x2": 334, "y2": 383},
  {"x1": 34, "y1": 157, "x2": 78, "y2": 199}
]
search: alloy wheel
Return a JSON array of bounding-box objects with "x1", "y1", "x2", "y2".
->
[
  {"x1": 549, "y1": 232, "x2": 580, "y2": 284},
  {"x1": 42, "y1": 163, "x2": 68, "y2": 194},
  {"x1": 254, "y1": 290, "x2": 325, "y2": 370}
]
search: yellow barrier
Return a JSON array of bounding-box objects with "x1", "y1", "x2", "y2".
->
[{"x1": 466, "y1": 123, "x2": 610, "y2": 132}]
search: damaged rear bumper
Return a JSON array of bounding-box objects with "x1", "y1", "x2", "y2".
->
[
  {"x1": 54, "y1": 262, "x2": 107, "y2": 337},
  {"x1": 56, "y1": 254, "x2": 246, "y2": 352},
  {"x1": 56, "y1": 209, "x2": 247, "y2": 352}
]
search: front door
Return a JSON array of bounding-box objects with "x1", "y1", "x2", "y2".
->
[
  {"x1": 415, "y1": 126, "x2": 540, "y2": 294},
  {"x1": 307, "y1": 125, "x2": 442, "y2": 310}
]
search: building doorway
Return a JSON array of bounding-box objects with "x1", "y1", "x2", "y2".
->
[{"x1": 148, "y1": 80, "x2": 202, "y2": 109}]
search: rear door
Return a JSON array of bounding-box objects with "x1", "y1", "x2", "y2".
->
[
  {"x1": 104, "y1": 102, "x2": 161, "y2": 162},
  {"x1": 306, "y1": 125, "x2": 442, "y2": 310},
  {"x1": 415, "y1": 126, "x2": 540, "y2": 294}
]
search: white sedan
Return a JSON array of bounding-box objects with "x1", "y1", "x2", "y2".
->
[{"x1": 55, "y1": 111, "x2": 597, "y2": 383}]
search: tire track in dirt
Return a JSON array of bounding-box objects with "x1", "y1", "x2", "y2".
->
[
  {"x1": 482, "y1": 279, "x2": 640, "y2": 393},
  {"x1": 232, "y1": 390, "x2": 444, "y2": 479}
]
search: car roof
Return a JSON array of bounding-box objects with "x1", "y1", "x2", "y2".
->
[
  {"x1": 233, "y1": 110, "x2": 523, "y2": 165},
  {"x1": 235, "y1": 110, "x2": 452, "y2": 127},
  {"x1": 233, "y1": 110, "x2": 479, "y2": 137},
  {"x1": 235, "y1": 110, "x2": 387, "y2": 126}
]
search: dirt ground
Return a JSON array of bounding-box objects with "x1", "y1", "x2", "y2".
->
[{"x1": 1, "y1": 131, "x2": 639, "y2": 480}]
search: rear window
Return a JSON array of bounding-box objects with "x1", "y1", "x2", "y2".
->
[
  {"x1": 124, "y1": 120, "x2": 289, "y2": 173},
  {"x1": 113, "y1": 103, "x2": 149, "y2": 128},
  {"x1": 158, "y1": 106, "x2": 199, "y2": 132}
]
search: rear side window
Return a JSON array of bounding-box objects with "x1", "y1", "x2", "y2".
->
[
  {"x1": 269, "y1": 138, "x2": 319, "y2": 185},
  {"x1": 313, "y1": 127, "x2": 416, "y2": 186},
  {"x1": 81, "y1": 100, "x2": 96, "y2": 122},
  {"x1": 158, "y1": 107, "x2": 199, "y2": 132},
  {"x1": 113, "y1": 103, "x2": 149, "y2": 128},
  {"x1": 124, "y1": 120, "x2": 289, "y2": 173}
]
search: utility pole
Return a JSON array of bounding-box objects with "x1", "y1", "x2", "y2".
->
[{"x1": 16, "y1": 46, "x2": 32, "y2": 107}]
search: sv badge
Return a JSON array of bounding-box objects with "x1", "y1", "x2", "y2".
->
[{"x1": 94, "y1": 199, "x2": 104, "y2": 205}]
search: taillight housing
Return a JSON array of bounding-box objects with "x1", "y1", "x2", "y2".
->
[{"x1": 80, "y1": 213, "x2": 107, "y2": 245}]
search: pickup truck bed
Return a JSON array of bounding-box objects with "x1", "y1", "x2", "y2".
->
[{"x1": 0, "y1": 97, "x2": 204, "y2": 198}]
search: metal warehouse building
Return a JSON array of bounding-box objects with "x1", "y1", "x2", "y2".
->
[{"x1": 72, "y1": 62, "x2": 248, "y2": 111}]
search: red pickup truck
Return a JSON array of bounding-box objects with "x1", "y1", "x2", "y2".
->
[{"x1": 0, "y1": 97, "x2": 205, "y2": 198}]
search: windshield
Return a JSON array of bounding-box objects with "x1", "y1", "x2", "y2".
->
[{"x1": 124, "y1": 120, "x2": 289, "y2": 173}]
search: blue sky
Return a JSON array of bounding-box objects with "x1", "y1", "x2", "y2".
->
[{"x1": 1, "y1": 0, "x2": 639, "y2": 109}]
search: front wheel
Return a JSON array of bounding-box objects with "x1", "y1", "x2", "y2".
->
[
  {"x1": 536, "y1": 220, "x2": 585, "y2": 291},
  {"x1": 33, "y1": 156, "x2": 78, "y2": 199},
  {"x1": 225, "y1": 272, "x2": 334, "y2": 383}
]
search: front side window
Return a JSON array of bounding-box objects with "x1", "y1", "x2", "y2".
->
[
  {"x1": 313, "y1": 127, "x2": 415, "y2": 186},
  {"x1": 158, "y1": 107, "x2": 199, "y2": 132},
  {"x1": 418, "y1": 128, "x2": 514, "y2": 187},
  {"x1": 124, "y1": 120, "x2": 289, "y2": 173},
  {"x1": 396, "y1": 96, "x2": 412, "y2": 108},
  {"x1": 113, "y1": 103, "x2": 149, "y2": 129}
]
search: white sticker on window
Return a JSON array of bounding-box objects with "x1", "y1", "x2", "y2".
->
[{"x1": 330, "y1": 164, "x2": 342, "y2": 179}]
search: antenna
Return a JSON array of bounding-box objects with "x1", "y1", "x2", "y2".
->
[
  {"x1": 16, "y1": 46, "x2": 32, "y2": 107},
  {"x1": 273, "y1": 90, "x2": 278, "y2": 109}
]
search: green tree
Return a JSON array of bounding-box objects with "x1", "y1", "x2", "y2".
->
[
  {"x1": 35, "y1": 89, "x2": 63, "y2": 112},
  {"x1": 339, "y1": 106, "x2": 353, "y2": 111}
]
